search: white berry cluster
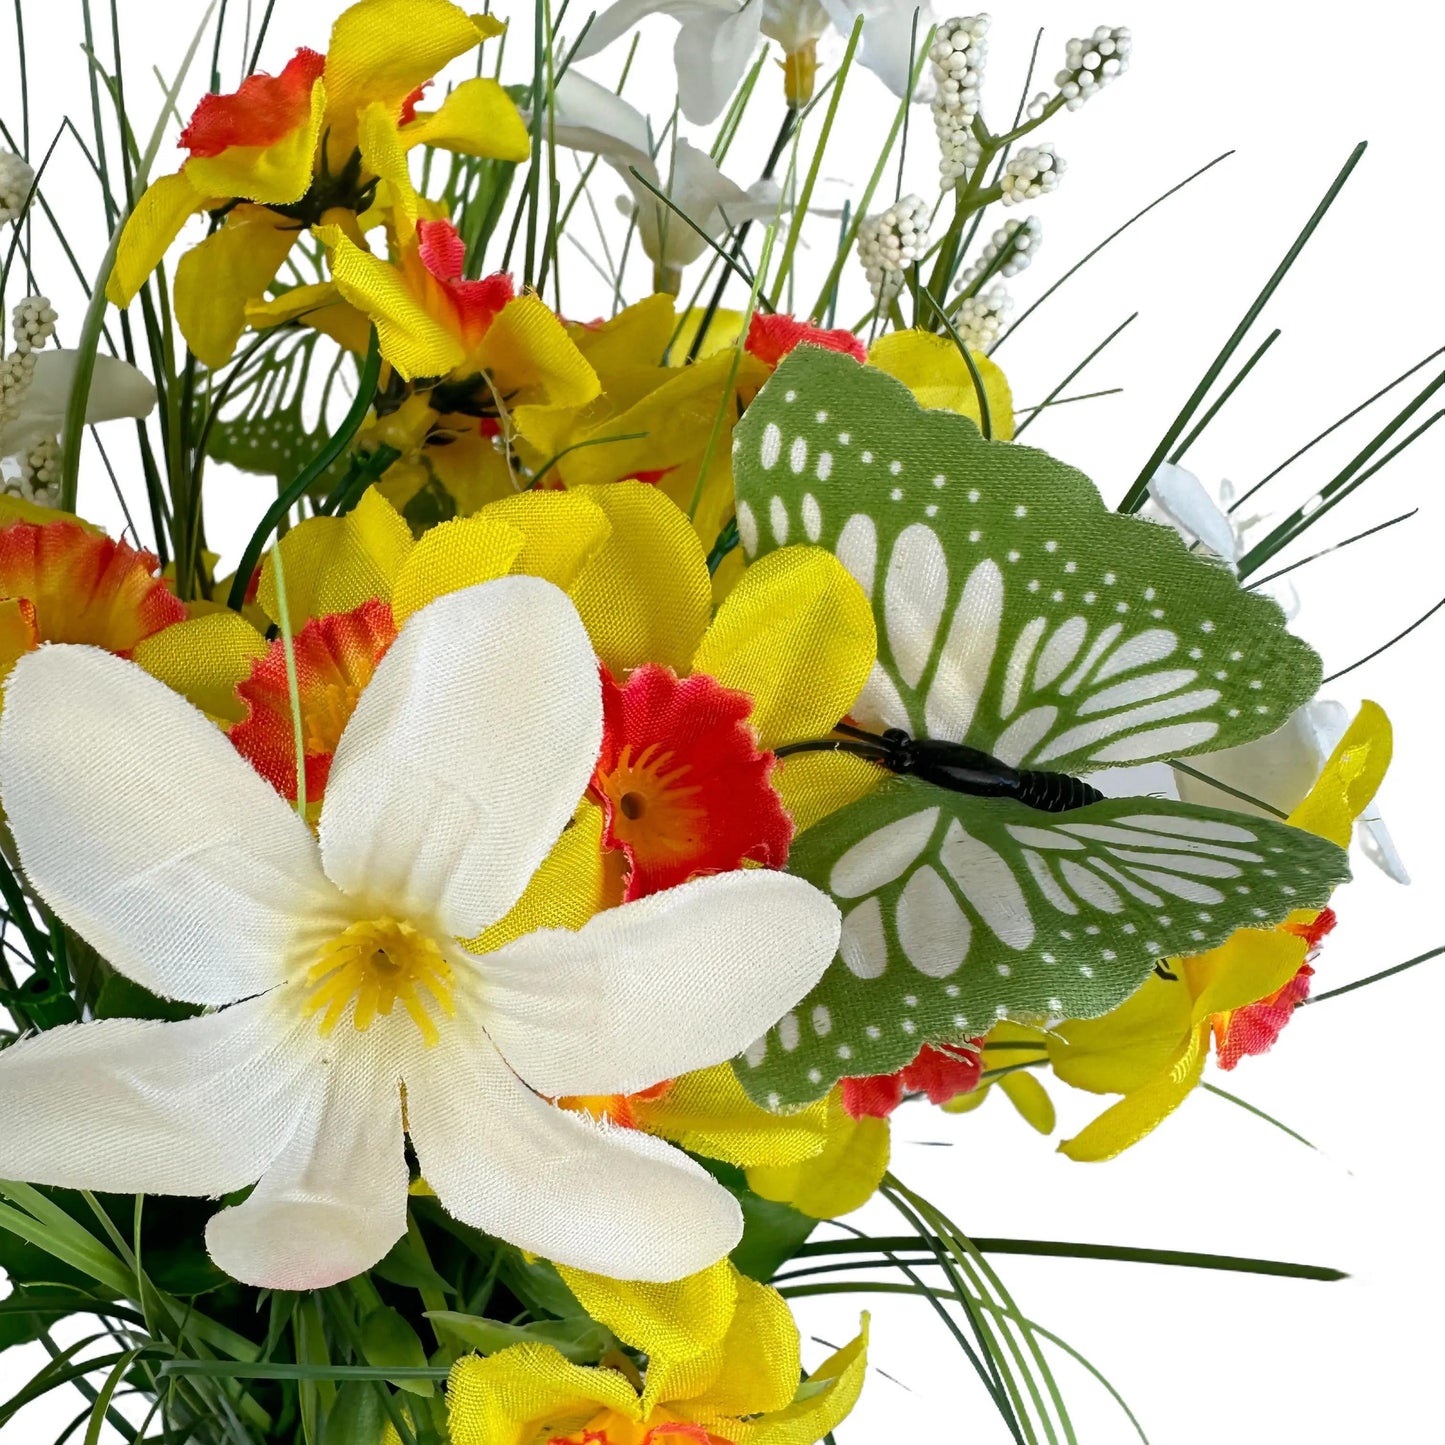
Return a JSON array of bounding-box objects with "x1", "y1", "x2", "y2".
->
[
  {"x1": 1, "y1": 297, "x2": 61, "y2": 505},
  {"x1": 858, "y1": 195, "x2": 930, "y2": 305},
  {"x1": 955, "y1": 216, "x2": 1041, "y2": 291},
  {"x1": 0, "y1": 150, "x2": 36, "y2": 227},
  {"x1": 4, "y1": 436, "x2": 62, "y2": 506},
  {"x1": 1000, "y1": 144, "x2": 1065, "y2": 205},
  {"x1": 1056, "y1": 25, "x2": 1132, "y2": 110},
  {"x1": 930, "y1": 15, "x2": 990, "y2": 190},
  {"x1": 953, "y1": 282, "x2": 1012, "y2": 350}
]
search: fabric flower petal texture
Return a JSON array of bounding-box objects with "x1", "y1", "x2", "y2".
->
[{"x1": 0, "y1": 577, "x2": 841, "y2": 1287}]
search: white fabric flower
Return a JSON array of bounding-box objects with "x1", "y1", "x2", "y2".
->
[
  {"x1": 1147, "y1": 463, "x2": 1408, "y2": 884},
  {"x1": 572, "y1": 0, "x2": 933, "y2": 125},
  {"x1": 0, "y1": 578, "x2": 841, "y2": 1288},
  {"x1": 0, "y1": 350, "x2": 158, "y2": 458}
]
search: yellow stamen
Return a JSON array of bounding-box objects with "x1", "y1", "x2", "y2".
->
[{"x1": 304, "y1": 917, "x2": 456, "y2": 1047}]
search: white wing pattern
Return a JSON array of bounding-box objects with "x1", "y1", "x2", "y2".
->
[
  {"x1": 730, "y1": 349, "x2": 1322, "y2": 774},
  {"x1": 734, "y1": 780, "x2": 1349, "y2": 1108}
]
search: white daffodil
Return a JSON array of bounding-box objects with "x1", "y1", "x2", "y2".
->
[
  {"x1": 1147, "y1": 462, "x2": 1408, "y2": 883},
  {"x1": 571, "y1": 0, "x2": 933, "y2": 124},
  {"x1": 549, "y1": 74, "x2": 781, "y2": 291},
  {"x1": 0, "y1": 578, "x2": 840, "y2": 1289}
]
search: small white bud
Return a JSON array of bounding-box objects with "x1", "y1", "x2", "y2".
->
[
  {"x1": 955, "y1": 216, "x2": 1042, "y2": 290},
  {"x1": 0, "y1": 151, "x2": 36, "y2": 227},
  {"x1": 953, "y1": 282, "x2": 1013, "y2": 349},
  {"x1": 930, "y1": 15, "x2": 991, "y2": 190},
  {"x1": 858, "y1": 194, "x2": 932, "y2": 305},
  {"x1": 1000, "y1": 144, "x2": 1066, "y2": 205},
  {"x1": 1054, "y1": 25, "x2": 1132, "y2": 110}
]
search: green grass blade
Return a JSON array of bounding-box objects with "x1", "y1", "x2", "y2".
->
[
  {"x1": 1304, "y1": 943, "x2": 1445, "y2": 1005},
  {"x1": 1012, "y1": 313, "x2": 1137, "y2": 438}
]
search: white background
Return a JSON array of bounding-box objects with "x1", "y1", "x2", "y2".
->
[{"x1": 2, "y1": 0, "x2": 1444, "y2": 1440}]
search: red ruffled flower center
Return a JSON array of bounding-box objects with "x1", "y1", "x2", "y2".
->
[
  {"x1": 591, "y1": 664, "x2": 792, "y2": 901},
  {"x1": 1214, "y1": 908, "x2": 1336, "y2": 1070},
  {"x1": 415, "y1": 219, "x2": 516, "y2": 352},
  {"x1": 0, "y1": 519, "x2": 184, "y2": 657},
  {"x1": 399, "y1": 81, "x2": 432, "y2": 127},
  {"x1": 842, "y1": 1040, "x2": 986, "y2": 1119},
  {"x1": 230, "y1": 599, "x2": 397, "y2": 803},
  {"x1": 745, "y1": 312, "x2": 867, "y2": 369},
  {"x1": 179, "y1": 48, "x2": 325, "y2": 158}
]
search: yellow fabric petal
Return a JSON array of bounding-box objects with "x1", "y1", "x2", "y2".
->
[
  {"x1": 106, "y1": 172, "x2": 208, "y2": 307},
  {"x1": 1288, "y1": 699, "x2": 1393, "y2": 844},
  {"x1": 566, "y1": 482, "x2": 712, "y2": 673},
  {"x1": 635, "y1": 1064, "x2": 830, "y2": 1170},
  {"x1": 747, "y1": 1091, "x2": 889, "y2": 1219},
  {"x1": 318, "y1": 224, "x2": 464, "y2": 380},
  {"x1": 1058, "y1": 1027, "x2": 1207, "y2": 1162},
  {"x1": 730, "y1": 1319, "x2": 869, "y2": 1445},
  {"x1": 323, "y1": 0, "x2": 488, "y2": 152},
  {"x1": 184, "y1": 78, "x2": 327, "y2": 205},
  {"x1": 671, "y1": 306, "x2": 745, "y2": 360},
  {"x1": 693, "y1": 546, "x2": 876, "y2": 750},
  {"x1": 245, "y1": 281, "x2": 375, "y2": 355},
  {"x1": 426, "y1": 427, "x2": 521, "y2": 514},
  {"x1": 463, "y1": 801, "x2": 607, "y2": 954},
  {"x1": 868, "y1": 329, "x2": 1015, "y2": 440},
  {"x1": 259, "y1": 486, "x2": 414, "y2": 626},
  {"x1": 1184, "y1": 928, "x2": 1309, "y2": 1025},
  {"x1": 570, "y1": 294, "x2": 678, "y2": 374},
  {"x1": 388, "y1": 511, "x2": 526, "y2": 623},
  {"x1": 998, "y1": 1071, "x2": 1056, "y2": 1134},
  {"x1": 662, "y1": 1275, "x2": 800, "y2": 1420},
  {"x1": 773, "y1": 751, "x2": 883, "y2": 837},
  {"x1": 445, "y1": 1345, "x2": 640, "y2": 1445},
  {"x1": 1047, "y1": 973, "x2": 1194, "y2": 1097},
  {"x1": 477, "y1": 490, "x2": 614, "y2": 589},
  {"x1": 555, "y1": 1259, "x2": 738, "y2": 1366},
  {"x1": 481, "y1": 295, "x2": 601, "y2": 415},
  {"x1": 357, "y1": 100, "x2": 421, "y2": 242},
  {"x1": 131, "y1": 611, "x2": 267, "y2": 725},
  {"x1": 402, "y1": 76, "x2": 531, "y2": 162},
  {"x1": 0, "y1": 598, "x2": 38, "y2": 680},
  {"x1": 174, "y1": 206, "x2": 298, "y2": 368}
]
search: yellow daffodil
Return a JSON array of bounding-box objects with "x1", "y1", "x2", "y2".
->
[
  {"x1": 440, "y1": 1259, "x2": 868, "y2": 1445},
  {"x1": 865, "y1": 329, "x2": 1015, "y2": 440},
  {"x1": 106, "y1": 0, "x2": 528, "y2": 368},
  {"x1": 746, "y1": 1089, "x2": 891, "y2": 1220},
  {"x1": 1048, "y1": 702, "x2": 1393, "y2": 1161}
]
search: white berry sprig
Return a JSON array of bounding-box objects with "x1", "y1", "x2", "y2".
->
[
  {"x1": 0, "y1": 151, "x2": 36, "y2": 227},
  {"x1": 858, "y1": 195, "x2": 931, "y2": 306}
]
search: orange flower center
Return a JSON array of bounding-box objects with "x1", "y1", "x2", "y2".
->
[
  {"x1": 595, "y1": 743, "x2": 705, "y2": 862},
  {"x1": 303, "y1": 679, "x2": 366, "y2": 757}
]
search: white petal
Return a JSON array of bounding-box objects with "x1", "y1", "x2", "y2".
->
[
  {"x1": 0, "y1": 646, "x2": 343, "y2": 1004},
  {"x1": 207, "y1": 1056, "x2": 408, "y2": 1289},
  {"x1": 1146, "y1": 462, "x2": 1242, "y2": 563},
  {"x1": 478, "y1": 870, "x2": 841, "y2": 1098},
  {"x1": 0, "y1": 993, "x2": 316, "y2": 1194},
  {"x1": 673, "y1": 1, "x2": 764, "y2": 125},
  {"x1": 544, "y1": 72, "x2": 652, "y2": 165},
  {"x1": 1357, "y1": 811, "x2": 1410, "y2": 884},
  {"x1": 319, "y1": 578, "x2": 602, "y2": 938},
  {"x1": 821, "y1": 0, "x2": 935, "y2": 97},
  {"x1": 570, "y1": 0, "x2": 724, "y2": 58},
  {"x1": 406, "y1": 1014, "x2": 741, "y2": 1281},
  {"x1": 0, "y1": 351, "x2": 157, "y2": 456}
]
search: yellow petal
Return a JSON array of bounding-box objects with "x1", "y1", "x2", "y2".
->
[
  {"x1": 445, "y1": 1344, "x2": 639, "y2": 1445},
  {"x1": 868, "y1": 329, "x2": 1015, "y2": 440},
  {"x1": 318, "y1": 224, "x2": 464, "y2": 380},
  {"x1": 106, "y1": 172, "x2": 209, "y2": 307},
  {"x1": 1047, "y1": 972, "x2": 1194, "y2": 1096},
  {"x1": 245, "y1": 281, "x2": 374, "y2": 355},
  {"x1": 259, "y1": 486, "x2": 414, "y2": 626},
  {"x1": 184, "y1": 78, "x2": 327, "y2": 205},
  {"x1": 692, "y1": 546, "x2": 876, "y2": 750},
  {"x1": 1184, "y1": 927, "x2": 1309, "y2": 1024},
  {"x1": 174, "y1": 206, "x2": 298, "y2": 368},
  {"x1": 729, "y1": 1318, "x2": 870, "y2": 1445},
  {"x1": 131, "y1": 611, "x2": 267, "y2": 725},
  {"x1": 427, "y1": 428, "x2": 522, "y2": 514},
  {"x1": 660, "y1": 1274, "x2": 800, "y2": 1420},
  {"x1": 0, "y1": 598, "x2": 39, "y2": 680},
  {"x1": 570, "y1": 294, "x2": 679, "y2": 374},
  {"x1": 322, "y1": 0, "x2": 489, "y2": 151},
  {"x1": 671, "y1": 306, "x2": 746, "y2": 360},
  {"x1": 1287, "y1": 699, "x2": 1393, "y2": 845},
  {"x1": 772, "y1": 751, "x2": 883, "y2": 837},
  {"x1": 998, "y1": 1071, "x2": 1056, "y2": 1134},
  {"x1": 357, "y1": 100, "x2": 420, "y2": 242},
  {"x1": 402, "y1": 76, "x2": 530, "y2": 162},
  {"x1": 746, "y1": 1091, "x2": 889, "y2": 1220},
  {"x1": 481, "y1": 295, "x2": 601, "y2": 413},
  {"x1": 463, "y1": 801, "x2": 607, "y2": 954},
  {"x1": 555, "y1": 1258, "x2": 738, "y2": 1365},
  {"x1": 1057, "y1": 1028, "x2": 1207, "y2": 1162},
  {"x1": 566, "y1": 482, "x2": 712, "y2": 673},
  {"x1": 477, "y1": 489, "x2": 614, "y2": 589},
  {"x1": 635, "y1": 1064, "x2": 830, "y2": 1170},
  {"x1": 389, "y1": 511, "x2": 526, "y2": 623}
]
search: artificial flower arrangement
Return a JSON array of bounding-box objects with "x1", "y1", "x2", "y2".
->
[{"x1": 0, "y1": 1, "x2": 1433, "y2": 1440}]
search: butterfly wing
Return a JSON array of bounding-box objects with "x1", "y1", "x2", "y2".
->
[
  {"x1": 733, "y1": 778, "x2": 1349, "y2": 1107},
  {"x1": 730, "y1": 348, "x2": 1321, "y2": 773}
]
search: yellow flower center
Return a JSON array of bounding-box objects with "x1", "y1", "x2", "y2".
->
[
  {"x1": 596, "y1": 743, "x2": 704, "y2": 860},
  {"x1": 303, "y1": 680, "x2": 364, "y2": 756},
  {"x1": 304, "y1": 917, "x2": 455, "y2": 1047}
]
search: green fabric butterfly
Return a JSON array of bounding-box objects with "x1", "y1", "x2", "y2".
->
[{"x1": 728, "y1": 347, "x2": 1348, "y2": 1109}]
